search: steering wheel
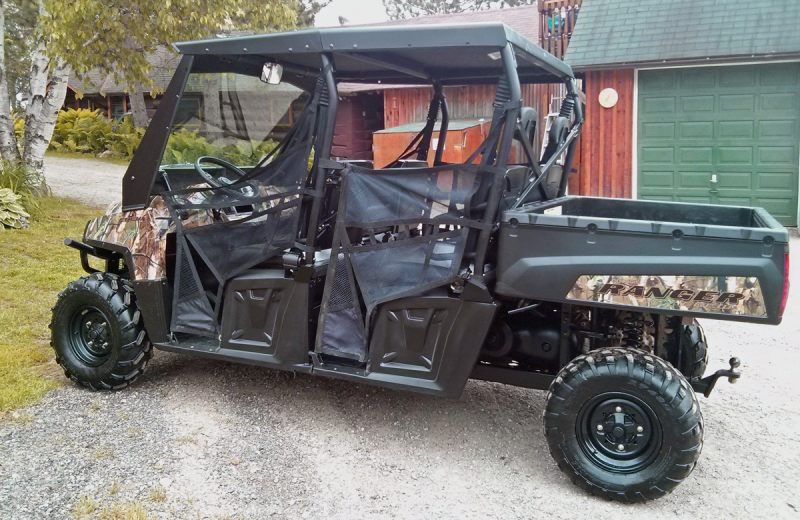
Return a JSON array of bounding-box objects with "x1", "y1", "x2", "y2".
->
[{"x1": 193, "y1": 156, "x2": 258, "y2": 197}]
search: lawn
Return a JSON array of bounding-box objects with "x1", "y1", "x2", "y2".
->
[{"x1": 0, "y1": 197, "x2": 101, "y2": 413}]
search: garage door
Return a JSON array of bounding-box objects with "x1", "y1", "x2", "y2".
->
[{"x1": 638, "y1": 64, "x2": 800, "y2": 226}]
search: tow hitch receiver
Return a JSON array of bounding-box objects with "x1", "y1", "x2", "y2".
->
[{"x1": 691, "y1": 357, "x2": 742, "y2": 398}]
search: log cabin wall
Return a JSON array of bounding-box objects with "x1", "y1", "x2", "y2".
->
[{"x1": 569, "y1": 69, "x2": 634, "y2": 198}]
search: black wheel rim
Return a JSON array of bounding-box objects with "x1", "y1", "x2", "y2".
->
[
  {"x1": 68, "y1": 306, "x2": 113, "y2": 367},
  {"x1": 576, "y1": 392, "x2": 662, "y2": 474}
]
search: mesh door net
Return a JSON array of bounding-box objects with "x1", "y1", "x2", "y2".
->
[{"x1": 316, "y1": 164, "x2": 490, "y2": 361}]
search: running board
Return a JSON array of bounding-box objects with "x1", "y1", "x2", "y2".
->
[{"x1": 154, "y1": 340, "x2": 313, "y2": 373}]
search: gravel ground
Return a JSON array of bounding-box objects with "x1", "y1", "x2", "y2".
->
[
  {"x1": 3, "y1": 158, "x2": 797, "y2": 519},
  {"x1": 43, "y1": 156, "x2": 127, "y2": 209}
]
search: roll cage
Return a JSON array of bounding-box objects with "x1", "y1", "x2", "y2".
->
[{"x1": 121, "y1": 23, "x2": 584, "y2": 282}]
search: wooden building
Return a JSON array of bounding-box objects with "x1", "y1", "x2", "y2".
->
[
  {"x1": 567, "y1": 0, "x2": 800, "y2": 226},
  {"x1": 63, "y1": 47, "x2": 181, "y2": 120},
  {"x1": 333, "y1": 2, "x2": 581, "y2": 165}
]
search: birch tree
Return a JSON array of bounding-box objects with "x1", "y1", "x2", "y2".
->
[
  {"x1": 0, "y1": 0, "x2": 70, "y2": 175},
  {"x1": 42, "y1": 0, "x2": 297, "y2": 128}
]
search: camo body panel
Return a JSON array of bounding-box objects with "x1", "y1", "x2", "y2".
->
[{"x1": 567, "y1": 274, "x2": 766, "y2": 317}]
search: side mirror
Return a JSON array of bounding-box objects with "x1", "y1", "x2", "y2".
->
[{"x1": 261, "y1": 62, "x2": 283, "y2": 85}]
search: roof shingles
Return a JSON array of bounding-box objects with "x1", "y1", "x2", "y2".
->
[{"x1": 566, "y1": 0, "x2": 800, "y2": 69}]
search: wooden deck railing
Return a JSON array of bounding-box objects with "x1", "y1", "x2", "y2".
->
[{"x1": 538, "y1": 0, "x2": 582, "y2": 60}]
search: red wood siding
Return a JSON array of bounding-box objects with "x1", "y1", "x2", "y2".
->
[
  {"x1": 570, "y1": 69, "x2": 634, "y2": 198},
  {"x1": 383, "y1": 83, "x2": 565, "y2": 162}
]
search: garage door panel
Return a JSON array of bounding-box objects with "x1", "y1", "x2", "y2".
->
[
  {"x1": 642, "y1": 96, "x2": 677, "y2": 114},
  {"x1": 760, "y1": 92, "x2": 796, "y2": 111},
  {"x1": 680, "y1": 121, "x2": 714, "y2": 138},
  {"x1": 641, "y1": 171, "x2": 674, "y2": 187},
  {"x1": 756, "y1": 198, "x2": 794, "y2": 217},
  {"x1": 681, "y1": 95, "x2": 715, "y2": 113},
  {"x1": 682, "y1": 69, "x2": 715, "y2": 89},
  {"x1": 719, "y1": 120, "x2": 754, "y2": 139},
  {"x1": 758, "y1": 146, "x2": 795, "y2": 164},
  {"x1": 717, "y1": 196, "x2": 753, "y2": 206},
  {"x1": 757, "y1": 172, "x2": 794, "y2": 190},
  {"x1": 638, "y1": 64, "x2": 800, "y2": 226},
  {"x1": 758, "y1": 120, "x2": 795, "y2": 137},
  {"x1": 719, "y1": 67, "x2": 756, "y2": 88},
  {"x1": 641, "y1": 147, "x2": 675, "y2": 164},
  {"x1": 717, "y1": 172, "x2": 752, "y2": 189},
  {"x1": 679, "y1": 147, "x2": 713, "y2": 164},
  {"x1": 641, "y1": 122, "x2": 675, "y2": 139},
  {"x1": 677, "y1": 195, "x2": 713, "y2": 204},
  {"x1": 639, "y1": 69, "x2": 677, "y2": 90},
  {"x1": 720, "y1": 94, "x2": 755, "y2": 112},
  {"x1": 759, "y1": 67, "x2": 799, "y2": 87},
  {"x1": 718, "y1": 147, "x2": 753, "y2": 165},
  {"x1": 678, "y1": 171, "x2": 711, "y2": 188}
]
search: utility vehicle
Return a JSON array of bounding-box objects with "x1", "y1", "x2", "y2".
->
[{"x1": 51, "y1": 24, "x2": 790, "y2": 502}]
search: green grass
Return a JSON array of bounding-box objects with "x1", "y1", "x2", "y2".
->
[
  {"x1": 0, "y1": 197, "x2": 101, "y2": 413},
  {"x1": 45, "y1": 150, "x2": 131, "y2": 166}
]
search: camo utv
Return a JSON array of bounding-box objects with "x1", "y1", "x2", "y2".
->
[{"x1": 51, "y1": 24, "x2": 790, "y2": 502}]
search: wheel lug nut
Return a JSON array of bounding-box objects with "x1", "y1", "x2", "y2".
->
[
  {"x1": 597, "y1": 424, "x2": 603, "y2": 431},
  {"x1": 86, "y1": 322, "x2": 92, "y2": 328},
  {"x1": 637, "y1": 426, "x2": 643, "y2": 433},
  {"x1": 615, "y1": 406, "x2": 622, "y2": 413},
  {"x1": 617, "y1": 444, "x2": 625, "y2": 451}
]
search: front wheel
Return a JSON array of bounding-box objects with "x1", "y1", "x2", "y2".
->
[
  {"x1": 543, "y1": 348, "x2": 703, "y2": 502},
  {"x1": 50, "y1": 273, "x2": 152, "y2": 390}
]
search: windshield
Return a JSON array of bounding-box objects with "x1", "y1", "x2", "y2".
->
[{"x1": 160, "y1": 72, "x2": 308, "y2": 168}]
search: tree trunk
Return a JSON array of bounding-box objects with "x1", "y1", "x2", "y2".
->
[
  {"x1": 202, "y1": 76, "x2": 222, "y2": 141},
  {"x1": 129, "y1": 83, "x2": 149, "y2": 128},
  {"x1": 21, "y1": 39, "x2": 71, "y2": 176},
  {"x1": 0, "y1": 2, "x2": 21, "y2": 161}
]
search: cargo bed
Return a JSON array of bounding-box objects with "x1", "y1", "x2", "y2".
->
[{"x1": 496, "y1": 197, "x2": 788, "y2": 324}]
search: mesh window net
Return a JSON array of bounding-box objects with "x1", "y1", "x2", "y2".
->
[
  {"x1": 162, "y1": 72, "x2": 316, "y2": 337},
  {"x1": 316, "y1": 164, "x2": 489, "y2": 361}
]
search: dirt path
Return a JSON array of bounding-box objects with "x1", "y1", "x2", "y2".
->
[
  {"x1": 43, "y1": 156, "x2": 127, "y2": 209},
  {"x1": 4, "y1": 157, "x2": 798, "y2": 518}
]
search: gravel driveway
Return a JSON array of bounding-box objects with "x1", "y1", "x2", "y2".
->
[
  {"x1": 4, "y1": 158, "x2": 798, "y2": 519},
  {"x1": 44, "y1": 156, "x2": 127, "y2": 209}
]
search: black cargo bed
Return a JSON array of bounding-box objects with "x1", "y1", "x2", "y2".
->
[{"x1": 503, "y1": 196, "x2": 788, "y2": 243}]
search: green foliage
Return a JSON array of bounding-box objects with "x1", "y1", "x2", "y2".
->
[
  {"x1": 49, "y1": 109, "x2": 112, "y2": 155},
  {"x1": 14, "y1": 118, "x2": 24, "y2": 143},
  {"x1": 42, "y1": 0, "x2": 298, "y2": 98},
  {"x1": 296, "y1": 0, "x2": 332, "y2": 27},
  {"x1": 0, "y1": 187, "x2": 30, "y2": 229},
  {"x1": 48, "y1": 109, "x2": 144, "y2": 160},
  {"x1": 106, "y1": 117, "x2": 146, "y2": 158},
  {"x1": 0, "y1": 160, "x2": 43, "y2": 218},
  {"x1": 161, "y1": 129, "x2": 278, "y2": 166}
]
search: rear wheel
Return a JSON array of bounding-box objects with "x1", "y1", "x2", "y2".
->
[
  {"x1": 50, "y1": 273, "x2": 152, "y2": 390},
  {"x1": 544, "y1": 348, "x2": 703, "y2": 502},
  {"x1": 663, "y1": 317, "x2": 708, "y2": 379}
]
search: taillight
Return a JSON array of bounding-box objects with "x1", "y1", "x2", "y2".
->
[{"x1": 779, "y1": 252, "x2": 790, "y2": 317}]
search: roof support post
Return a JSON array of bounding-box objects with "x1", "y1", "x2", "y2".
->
[
  {"x1": 304, "y1": 53, "x2": 338, "y2": 265},
  {"x1": 473, "y1": 43, "x2": 521, "y2": 280},
  {"x1": 122, "y1": 54, "x2": 194, "y2": 211}
]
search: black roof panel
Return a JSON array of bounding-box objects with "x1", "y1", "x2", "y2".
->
[{"x1": 174, "y1": 23, "x2": 574, "y2": 85}]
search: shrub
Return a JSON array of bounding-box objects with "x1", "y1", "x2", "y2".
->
[
  {"x1": 0, "y1": 160, "x2": 43, "y2": 218},
  {"x1": 161, "y1": 128, "x2": 279, "y2": 166},
  {"x1": 0, "y1": 188, "x2": 31, "y2": 230},
  {"x1": 105, "y1": 116, "x2": 146, "y2": 159},
  {"x1": 49, "y1": 108, "x2": 112, "y2": 155}
]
